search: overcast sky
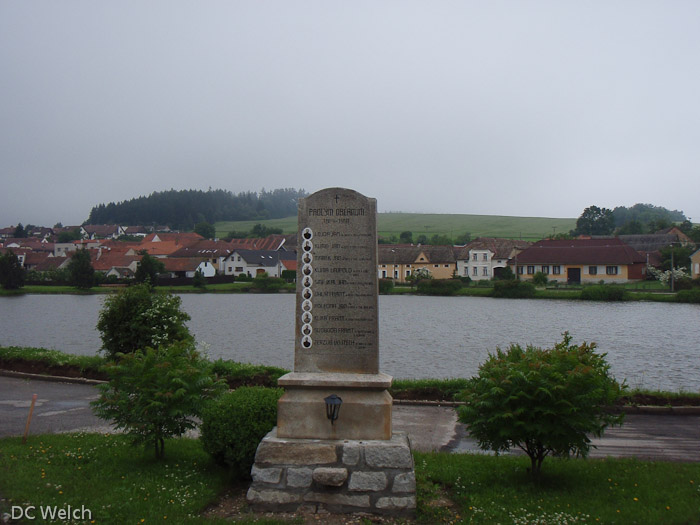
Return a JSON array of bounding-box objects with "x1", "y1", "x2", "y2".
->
[{"x1": 1, "y1": 1, "x2": 699, "y2": 227}]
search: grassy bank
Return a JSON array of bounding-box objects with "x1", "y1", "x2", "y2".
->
[
  {"x1": 1, "y1": 433, "x2": 698, "y2": 524},
  {"x1": 2, "y1": 346, "x2": 699, "y2": 405},
  {"x1": 214, "y1": 212, "x2": 577, "y2": 242}
]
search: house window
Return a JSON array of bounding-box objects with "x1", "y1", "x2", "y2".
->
[
  {"x1": 235, "y1": 267, "x2": 243, "y2": 272},
  {"x1": 394, "y1": 270, "x2": 399, "y2": 278},
  {"x1": 589, "y1": 266, "x2": 598, "y2": 275},
  {"x1": 606, "y1": 266, "x2": 618, "y2": 275},
  {"x1": 541, "y1": 265, "x2": 549, "y2": 274},
  {"x1": 482, "y1": 267, "x2": 488, "y2": 276},
  {"x1": 406, "y1": 270, "x2": 411, "y2": 277},
  {"x1": 434, "y1": 264, "x2": 439, "y2": 268},
  {"x1": 381, "y1": 264, "x2": 386, "y2": 268},
  {"x1": 473, "y1": 267, "x2": 478, "y2": 276},
  {"x1": 552, "y1": 265, "x2": 561, "y2": 275},
  {"x1": 518, "y1": 266, "x2": 524, "y2": 275},
  {"x1": 472, "y1": 253, "x2": 478, "y2": 261},
  {"x1": 381, "y1": 270, "x2": 387, "y2": 278},
  {"x1": 444, "y1": 264, "x2": 450, "y2": 268},
  {"x1": 483, "y1": 254, "x2": 488, "y2": 261},
  {"x1": 527, "y1": 265, "x2": 535, "y2": 275}
]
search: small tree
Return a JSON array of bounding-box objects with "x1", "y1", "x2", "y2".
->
[
  {"x1": 192, "y1": 269, "x2": 207, "y2": 289},
  {"x1": 458, "y1": 334, "x2": 624, "y2": 478},
  {"x1": 0, "y1": 250, "x2": 25, "y2": 290},
  {"x1": 92, "y1": 341, "x2": 226, "y2": 459},
  {"x1": 134, "y1": 251, "x2": 165, "y2": 284},
  {"x1": 67, "y1": 248, "x2": 95, "y2": 289},
  {"x1": 399, "y1": 231, "x2": 413, "y2": 244},
  {"x1": 97, "y1": 284, "x2": 192, "y2": 360},
  {"x1": 194, "y1": 221, "x2": 216, "y2": 239}
]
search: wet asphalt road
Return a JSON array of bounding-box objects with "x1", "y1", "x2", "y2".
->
[{"x1": 1, "y1": 375, "x2": 699, "y2": 462}]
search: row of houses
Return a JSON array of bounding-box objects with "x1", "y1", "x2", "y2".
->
[
  {"x1": 2, "y1": 224, "x2": 698, "y2": 283},
  {"x1": 377, "y1": 229, "x2": 699, "y2": 284},
  {"x1": 0, "y1": 231, "x2": 299, "y2": 280}
]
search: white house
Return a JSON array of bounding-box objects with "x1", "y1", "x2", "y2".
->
[
  {"x1": 455, "y1": 238, "x2": 531, "y2": 281},
  {"x1": 223, "y1": 249, "x2": 296, "y2": 278}
]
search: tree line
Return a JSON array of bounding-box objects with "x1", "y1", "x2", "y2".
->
[
  {"x1": 87, "y1": 188, "x2": 307, "y2": 229},
  {"x1": 571, "y1": 203, "x2": 697, "y2": 238}
]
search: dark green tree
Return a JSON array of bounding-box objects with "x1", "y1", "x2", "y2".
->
[
  {"x1": 134, "y1": 251, "x2": 166, "y2": 285},
  {"x1": 454, "y1": 232, "x2": 472, "y2": 245},
  {"x1": 399, "y1": 231, "x2": 413, "y2": 244},
  {"x1": 192, "y1": 269, "x2": 206, "y2": 289},
  {"x1": 429, "y1": 234, "x2": 453, "y2": 245},
  {"x1": 616, "y1": 220, "x2": 644, "y2": 235},
  {"x1": 13, "y1": 224, "x2": 27, "y2": 238},
  {"x1": 194, "y1": 221, "x2": 216, "y2": 239},
  {"x1": 57, "y1": 228, "x2": 82, "y2": 243},
  {"x1": 67, "y1": 248, "x2": 95, "y2": 289},
  {"x1": 0, "y1": 250, "x2": 26, "y2": 290},
  {"x1": 573, "y1": 206, "x2": 615, "y2": 236}
]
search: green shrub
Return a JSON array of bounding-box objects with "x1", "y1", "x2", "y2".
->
[
  {"x1": 580, "y1": 285, "x2": 626, "y2": 301},
  {"x1": 491, "y1": 280, "x2": 535, "y2": 298},
  {"x1": 532, "y1": 271, "x2": 548, "y2": 286},
  {"x1": 417, "y1": 278, "x2": 463, "y2": 295},
  {"x1": 251, "y1": 273, "x2": 285, "y2": 292},
  {"x1": 210, "y1": 359, "x2": 288, "y2": 388},
  {"x1": 281, "y1": 269, "x2": 296, "y2": 282},
  {"x1": 673, "y1": 277, "x2": 693, "y2": 291},
  {"x1": 378, "y1": 278, "x2": 395, "y2": 294},
  {"x1": 457, "y1": 333, "x2": 625, "y2": 478},
  {"x1": 91, "y1": 341, "x2": 226, "y2": 459},
  {"x1": 97, "y1": 284, "x2": 192, "y2": 360},
  {"x1": 676, "y1": 289, "x2": 700, "y2": 303},
  {"x1": 200, "y1": 387, "x2": 283, "y2": 479}
]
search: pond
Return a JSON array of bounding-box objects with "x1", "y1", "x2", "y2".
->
[{"x1": 1, "y1": 294, "x2": 698, "y2": 391}]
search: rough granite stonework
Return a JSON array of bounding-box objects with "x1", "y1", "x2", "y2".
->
[
  {"x1": 287, "y1": 467, "x2": 313, "y2": 488},
  {"x1": 313, "y1": 467, "x2": 349, "y2": 487},
  {"x1": 247, "y1": 429, "x2": 416, "y2": 517}
]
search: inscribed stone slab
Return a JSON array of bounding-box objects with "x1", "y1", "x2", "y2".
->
[{"x1": 294, "y1": 188, "x2": 379, "y2": 374}]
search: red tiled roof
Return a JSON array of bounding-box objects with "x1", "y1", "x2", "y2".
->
[
  {"x1": 162, "y1": 258, "x2": 206, "y2": 272},
  {"x1": 93, "y1": 251, "x2": 140, "y2": 272},
  {"x1": 515, "y1": 239, "x2": 646, "y2": 265}
]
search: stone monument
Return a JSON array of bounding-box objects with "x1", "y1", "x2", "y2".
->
[{"x1": 247, "y1": 188, "x2": 416, "y2": 517}]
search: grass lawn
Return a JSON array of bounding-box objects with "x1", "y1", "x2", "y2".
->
[
  {"x1": 416, "y1": 452, "x2": 700, "y2": 524},
  {"x1": 1, "y1": 433, "x2": 698, "y2": 524},
  {"x1": 0, "y1": 433, "x2": 232, "y2": 524}
]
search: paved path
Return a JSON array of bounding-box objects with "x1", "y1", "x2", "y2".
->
[{"x1": 2, "y1": 376, "x2": 699, "y2": 462}]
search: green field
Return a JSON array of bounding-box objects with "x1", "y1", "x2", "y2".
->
[{"x1": 216, "y1": 213, "x2": 577, "y2": 242}]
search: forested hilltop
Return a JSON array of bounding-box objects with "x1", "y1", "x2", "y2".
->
[{"x1": 87, "y1": 188, "x2": 307, "y2": 229}]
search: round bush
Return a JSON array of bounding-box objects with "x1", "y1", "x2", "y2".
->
[{"x1": 200, "y1": 387, "x2": 283, "y2": 479}]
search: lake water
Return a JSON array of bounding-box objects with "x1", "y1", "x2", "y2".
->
[{"x1": 1, "y1": 294, "x2": 699, "y2": 392}]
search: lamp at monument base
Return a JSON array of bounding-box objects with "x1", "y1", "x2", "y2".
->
[{"x1": 277, "y1": 388, "x2": 392, "y2": 440}]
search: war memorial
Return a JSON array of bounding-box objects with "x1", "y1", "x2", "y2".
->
[{"x1": 247, "y1": 188, "x2": 416, "y2": 517}]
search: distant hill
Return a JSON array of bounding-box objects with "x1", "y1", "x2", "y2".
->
[
  {"x1": 216, "y1": 213, "x2": 577, "y2": 242},
  {"x1": 87, "y1": 188, "x2": 307, "y2": 230}
]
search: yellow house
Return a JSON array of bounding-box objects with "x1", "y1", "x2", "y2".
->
[
  {"x1": 511, "y1": 238, "x2": 647, "y2": 284},
  {"x1": 691, "y1": 248, "x2": 700, "y2": 279},
  {"x1": 377, "y1": 245, "x2": 456, "y2": 283}
]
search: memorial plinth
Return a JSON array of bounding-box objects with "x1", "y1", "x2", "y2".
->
[{"x1": 247, "y1": 188, "x2": 415, "y2": 517}]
